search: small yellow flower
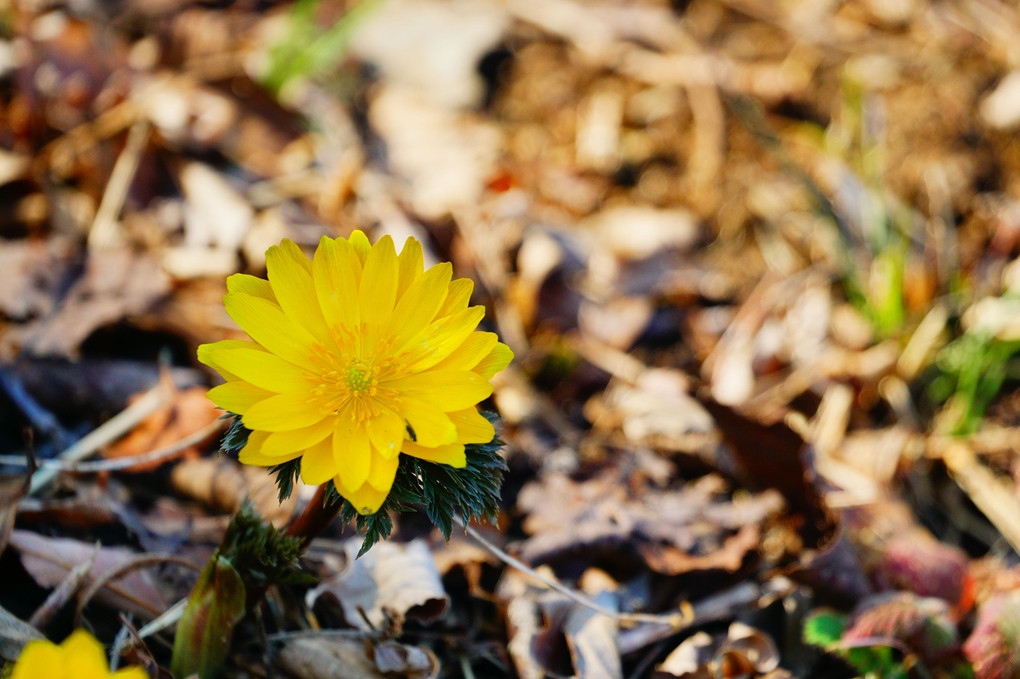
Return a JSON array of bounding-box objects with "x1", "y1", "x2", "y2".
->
[
  {"x1": 198, "y1": 232, "x2": 513, "y2": 514},
  {"x1": 10, "y1": 629, "x2": 146, "y2": 679}
]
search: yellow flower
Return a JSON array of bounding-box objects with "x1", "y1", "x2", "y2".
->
[
  {"x1": 10, "y1": 629, "x2": 146, "y2": 679},
  {"x1": 198, "y1": 232, "x2": 513, "y2": 514}
]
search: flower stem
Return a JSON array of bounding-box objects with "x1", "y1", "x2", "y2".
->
[{"x1": 286, "y1": 484, "x2": 343, "y2": 550}]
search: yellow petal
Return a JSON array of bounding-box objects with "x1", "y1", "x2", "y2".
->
[
  {"x1": 403, "y1": 310, "x2": 483, "y2": 369},
  {"x1": 198, "y1": 341, "x2": 312, "y2": 394},
  {"x1": 349, "y1": 229, "x2": 371, "y2": 266},
  {"x1": 364, "y1": 410, "x2": 406, "y2": 460},
  {"x1": 61, "y1": 629, "x2": 110, "y2": 677},
  {"x1": 402, "y1": 440, "x2": 466, "y2": 467},
  {"x1": 359, "y1": 235, "x2": 398, "y2": 329},
  {"x1": 334, "y1": 425, "x2": 371, "y2": 491},
  {"x1": 112, "y1": 667, "x2": 149, "y2": 679},
  {"x1": 437, "y1": 277, "x2": 473, "y2": 317},
  {"x1": 224, "y1": 293, "x2": 318, "y2": 370},
  {"x1": 312, "y1": 235, "x2": 360, "y2": 331},
  {"x1": 10, "y1": 639, "x2": 62, "y2": 679},
  {"x1": 262, "y1": 418, "x2": 334, "y2": 456},
  {"x1": 242, "y1": 393, "x2": 324, "y2": 432},
  {"x1": 401, "y1": 398, "x2": 457, "y2": 446},
  {"x1": 338, "y1": 479, "x2": 388, "y2": 515},
  {"x1": 396, "y1": 236, "x2": 424, "y2": 301},
  {"x1": 207, "y1": 381, "x2": 274, "y2": 415},
  {"x1": 196, "y1": 339, "x2": 253, "y2": 382},
  {"x1": 366, "y1": 452, "x2": 399, "y2": 492},
  {"x1": 403, "y1": 306, "x2": 486, "y2": 372},
  {"x1": 300, "y1": 436, "x2": 336, "y2": 485},
  {"x1": 450, "y1": 408, "x2": 495, "y2": 444},
  {"x1": 267, "y1": 239, "x2": 332, "y2": 343},
  {"x1": 387, "y1": 262, "x2": 451, "y2": 344},
  {"x1": 238, "y1": 431, "x2": 300, "y2": 466},
  {"x1": 385, "y1": 370, "x2": 492, "y2": 410},
  {"x1": 472, "y1": 341, "x2": 514, "y2": 379},
  {"x1": 430, "y1": 331, "x2": 498, "y2": 372},
  {"x1": 227, "y1": 273, "x2": 276, "y2": 303}
]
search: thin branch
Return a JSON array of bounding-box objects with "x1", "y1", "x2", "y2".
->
[
  {"x1": 89, "y1": 118, "x2": 152, "y2": 250},
  {"x1": 454, "y1": 516, "x2": 692, "y2": 629},
  {"x1": 0, "y1": 419, "x2": 222, "y2": 473},
  {"x1": 29, "y1": 382, "x2": 172, "y2": 494},
  {"x1": 76, "y1": 554, "x2": 202, "y2": 624},
  {"x1": 137, "y1": 598, "x2": 187, "y2": 639}
]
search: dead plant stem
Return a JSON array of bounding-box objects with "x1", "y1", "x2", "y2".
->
[{"x1": 453, "y1": 516, "x2": 691, "y2": 629}]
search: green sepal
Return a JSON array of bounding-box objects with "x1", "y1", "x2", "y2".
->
[
  {"x1": 171, "y1": 554, "x2": 245, "y2": 679},
  {"x1": 171, "y1": 502, "x2": 311, "y2": 678},
  {"x1": 338, "y1": 414, "x2": 508, "y2": 556}
]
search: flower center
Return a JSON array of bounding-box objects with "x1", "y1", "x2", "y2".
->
[{"x1": 343, "y1": 363, "x2": 375, "y2": 394}]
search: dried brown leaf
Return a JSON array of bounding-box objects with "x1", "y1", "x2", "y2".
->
[
  {"x1": 169, "y1": 456, "x2": 297, "y2": 526},
  {"x1": 0, "y1": 603, "x2": 43, "y2": 662},
  {"x1": 517, "y1": 472, "x2": 783, "y2": 575},
  {"x1": 102, "y1": 386, "x2": 219, "y2": 472},
  {"x1": 12, "y1": 249, "x2": 170, "y2": 358},
  {"x1": 307, "y1": 539, "x2": 449, "y2": 632},
  {"x1": 278, "y1": 637, "x2": 385, "y2": 679},
  {"x1": 8, "y1": 529, "x2": 165, "y2": 618},
  {"x1": 564, "y1": 588, "x2": 622, "y2": 679}
]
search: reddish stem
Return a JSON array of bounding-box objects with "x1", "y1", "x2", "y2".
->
[{"x1": 285, "y1": 484, "x2": 343, "y2": 549}]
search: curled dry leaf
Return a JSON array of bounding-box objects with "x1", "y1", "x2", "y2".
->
[
  {"x1": 279, "y1": 636, "x2": 439, "y2": 679},
  {"x1": 8, "y1": 529, "x2": 165, "y2": 618},
  {"x1": 372, "y1": 640, "x2": 440, "y2": 679},
  {"x1": 498, "y1": 564, "x2": 589, "y2": 679},
  {"x1": 563, "y1": 576, "x2": 622, "y2": 679},
  {"x1": 277, "y1": 637, "x2": 380, "y2": 679},
  {"x1": 654, "y1": 623, "x2": 784, "y2": 679},
  {"x1": 306, "y1": 539, "x2": 449, "y2": 632},
  {"x1": 498, "y1": 567, "x2": 548, "y2": 679}
]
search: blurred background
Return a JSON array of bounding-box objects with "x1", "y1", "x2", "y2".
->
[{"x1": 4, "y1": 0, "x2": 1020, "y2": 677}]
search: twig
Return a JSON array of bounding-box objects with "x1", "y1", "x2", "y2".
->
[
  {"x1": 28, "y1": 382, "x2": 172, "y2": 495},
  {"x1": 76, "y1": 554, "x2": 201, "y2": 624},
  {"x1": 459, "y1": 656, "x2": 477, "y2": 679},
  {"x1": 11, "y1": 541, "x2": 163, "y2": 618},
  {"x1": 0, "y1": 419, "x2": 222, "y2": 473},
  {"x1": 29, "y1": 543, "x2": 100, "y2": 629},
  {"x1": 454, "y1": 516, "x2": 691, "y2": 629},
  {"x1": 88, "y1": 118, "x2": 152, "y2": 250},
  {"x1": 110, "y1": 620, "x2": 133, "y2": 671},
  {"x1": 940, "y1": 442, "x2": 1020, "y2": 556},
  {"x1": 137, "y1": 598, "x2": 187, "y2": 639},
  {"x1": 617, "y1": 581, "x2": 770, "y2": 654}
]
